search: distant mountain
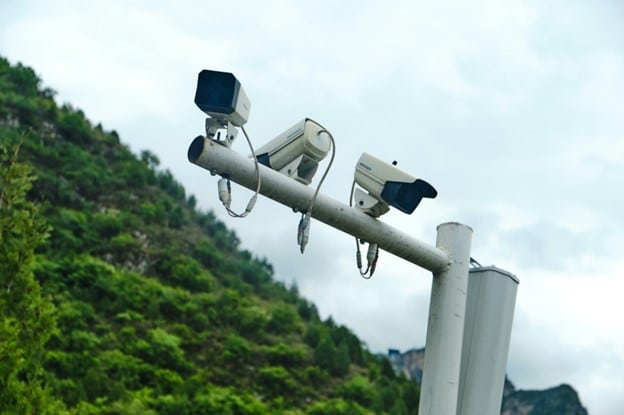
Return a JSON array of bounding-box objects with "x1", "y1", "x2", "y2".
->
[
  {"x1": 502, "y1": 382, "x2": 588, "y2": 415},
  {"x1": 389, "y1": 348, "x2": 588, "y2": 415}
]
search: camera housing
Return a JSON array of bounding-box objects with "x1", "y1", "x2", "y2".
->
[
  {"x1": 194, "y1": 69, "x2": 251, "y2": 127},
  {"x1": 354, "y1": 152, "x2": 437, "y2": 215},
  {"x1": 255, "y1": 118, "x2": 331, "y2": 185}
]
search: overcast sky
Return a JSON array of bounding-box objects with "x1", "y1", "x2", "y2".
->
[{"x1": 2, "y1": 1, "x2": 623, "y2": 413}]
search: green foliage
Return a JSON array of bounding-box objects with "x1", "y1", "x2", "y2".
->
[
  {"x1": 146, "y1": 328, "x2": 187, "y2": 372},
  {"x1": 313, "y1": 330, "x2": 351, "y2": 378},
  {"x1": 263, "y1": 343, "x2": 307, "y2": 368},
  {"x1": 267, "y1": 304, "x2": 303, "y2": 334},
  {"x1": 402, "y1": 381, "x2": 420, "y2": 414},
  {"x1": 380, "y1": 356, "x2": 397, "y2": 379},
  {"x1": 304, "y1": 323, "x2": 322, "y2": 347},
  {"x1": 333, "y1": 342, "x2": 351, "y2": 377},
  {"x1": 340, "y1": 375, "x2": 377, "y2": 408},
  {"x1": 194, "y1": 386, "x2": 268, "y2": 415},
  {"x1": 0, "y1": 56, "x2": 421, "y2": 414},
  {"x1": 306, "y1": 398, "x2": 371, "y2": 415},
  {"x1": 0, "y1": 139, "x2": 67, "y2": 414},
  {"x1": 156, "y1": 253, "x2": 215, "y2": 292},
  {"x1": 314, "y1": 335, "x2": 336, "y2": 373},
  {"x1": 222, "y1": 334, "x2": 252, "y2": 363},
  {"x1": 296, "y1": 298, "x2": 319, "y2": 322},
  {"x1": 257, "y1": 366, "x2": 298, "y2": 399}
]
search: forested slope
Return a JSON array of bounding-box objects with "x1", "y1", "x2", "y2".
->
[{"x1": 0, "y1": 57, "x2": 420, "y2": 414}]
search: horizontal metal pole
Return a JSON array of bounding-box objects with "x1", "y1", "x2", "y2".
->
[{"x1": 188, "y1": 136, "x2": 450, "y2": 273}]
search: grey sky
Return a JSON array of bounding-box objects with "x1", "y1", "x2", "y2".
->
[{"x1": 2, "y1": 1, "x2": 623, "y2": 414}]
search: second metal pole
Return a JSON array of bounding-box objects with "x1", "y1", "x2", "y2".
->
[{"x1": 418, "y1": 222, "x2": 473, "y2": 415}]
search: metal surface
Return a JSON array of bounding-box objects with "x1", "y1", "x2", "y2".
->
[
  {"x1": 418, "y1": 222, "x2": 473, "y2": 415},
  {"x1": 188, "y1": 136, "x2": 450, "y2": 273},
  {"x1": 457, "y1": 267, "x2": 519, "y2": 415}
]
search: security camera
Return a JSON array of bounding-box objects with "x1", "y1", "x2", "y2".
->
[
  {"x1": 255, "y1": 118, "x2": 331, "y2": 185},
  {"x1": 354, "y1": 152, "x2": 437, "y2": 215},
  {"x1": 194, "y1": 69, "x2": 251, "y2": 127}
]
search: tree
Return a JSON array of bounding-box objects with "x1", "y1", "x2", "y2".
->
[
  {"x1": 340, "y1": 375, "x2": 376, "y2": 408},
  {"x1": 380, "y1": 357, "x2": 396, "y2": 379},
  {"x1": 314, "y1": 336, "x2": 336, "y2": 373},
  {"x1": 402, "y1": 381, "x2": 420, "y2": 414},
  {"x1": 267, "y1": 304, "x2": 301, "y2": 334},
  {"x1": 332, "y1": 341, "x2": 351, "y2": 377},
  {"x1": 303, "y1": 324, "x2": 322, "y2": 348},
  {"x1": 0, "y1": 139, "x2": 66, "y2": 414}
]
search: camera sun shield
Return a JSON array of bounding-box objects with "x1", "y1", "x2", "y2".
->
[
  {"x1": 355, "y1": 152, "x2": 437, "y2": 215},
  {"x1": 194, "y1": 70, "x2": 250, "y2": 126},
  {"x1": 381, "y1": 178, "x2": 437, "y2": 214}
]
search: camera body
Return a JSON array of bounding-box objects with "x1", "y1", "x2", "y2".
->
[
  {"x1": 255, "y1": 118, "x2": 331, "y2": 185},
  {"x1": 354, "y1": 152, "x2": 437, "y2": 214}
]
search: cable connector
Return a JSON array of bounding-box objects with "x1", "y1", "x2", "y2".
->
[
  {"x1": 217, "y1": 177, "x2": 231, "y2": 208},
  {"x1": 366, "y1": 243, "x2": 378, "y2": 266},
  {"x1": 214, "y1": 126, "x2": 261, "y2": 219},
  {"x1": 355, "y1": 240, "x2": 379, "y2": 279},
  {"x1": 356, "y1": 247, "x2": 363, "y2": 269},
  {"x1": 297, "y1": 212, "x2": 311, "y2": 254},
  {"x1": 245, "y1": 194, "x2": 257, "y2": 214},
  {"x1": 368, "y1": 243, "x2": 379, "y2": 277}
]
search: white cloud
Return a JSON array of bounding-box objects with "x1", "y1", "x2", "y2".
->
[
  {"x1": 2, "y1": 1, "x2": 234, "y2": 125},
  {"x1": 509, "y1": 265, "x2": 624, "y2": 414}
]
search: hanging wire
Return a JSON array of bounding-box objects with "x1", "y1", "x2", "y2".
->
[
  {"x1": 297, "y1": 119, "x2": 336, "y2": 254},
  {"x1": 349, "y1": 179, "x2": 379, "y2": 279},
  {"x1": 218, "y1": 125, "x2": 261, "y2": 218}
]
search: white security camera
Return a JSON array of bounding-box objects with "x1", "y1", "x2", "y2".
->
[
  {"x1": 354, "y1": 152, "x2": 437, "y2": 215},
  {"x1": 194, "y1": 69, "x2": 251, "y2": 127},
  {"x1": 254, "y1": 118, "x2": 331, "y2": 185}
]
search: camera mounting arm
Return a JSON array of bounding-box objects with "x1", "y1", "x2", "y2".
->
[{"x1": 188, "y1": 135, "x2": 450, "y2": 273}]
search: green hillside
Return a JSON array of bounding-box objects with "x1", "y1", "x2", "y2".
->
[{"x1": 0, "y1": 57, "x2": 420, "y2": 414}]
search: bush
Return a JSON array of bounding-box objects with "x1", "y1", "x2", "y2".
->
[
  {"x1": 267, "y1": 304, "x2": 302, "y2": 335},
  {"x1": 257, "y1": 366, "x2": 298, "y2": 399}
]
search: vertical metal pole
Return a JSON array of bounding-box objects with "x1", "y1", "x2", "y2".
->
[
  {"x1": 418, "y1": 222, "x2": 473, "y2": 415},
  {"x1": 457, "y1": 267, "x2": 519, "y2": 415}
]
